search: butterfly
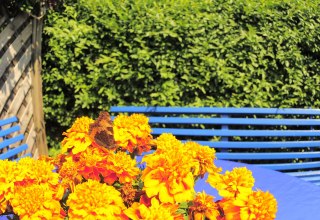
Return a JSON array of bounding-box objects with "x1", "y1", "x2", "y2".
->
[{"x1": 88, "y1": 111, "x2": 117, "y2": 150}]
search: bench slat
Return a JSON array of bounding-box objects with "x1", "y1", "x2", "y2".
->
[
  {"x1": 0, "y1": 116, "x2": 17, "y2": 127},
  {"x1": 147, "y1": 117, "x2": 320, "y2": 126},
  {"x1": 111, "y1": 106, "x2": 320, "y2": 115},
  {"x1": 216, "y1": 152, "x2": 320, "y2": 160},
  {"x1": 0, "y1": 125, "x2": 20, "y2": 138},
  {"x1": 258, "y1": 161, "x2": 320, "y2": 170},
  {"x1": 152, "y1": 128, "x2": 320, "y2": 137},
  {"x1": 0, "y1": 134, "x2": 24, "y2": 150},
  {"x1": 287, "y1": 170, "x2": 320, "y2": 177},
  {"x1": 188, "y1": 140, "x2": 320, "y2": 149},
  {"x1": 0, "y1": 144, "x2": 28, "y2": 160}
]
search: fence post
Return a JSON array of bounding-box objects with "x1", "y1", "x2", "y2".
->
[{"x1": 30, "y1": 13, "x2": 48, "y2": 156}]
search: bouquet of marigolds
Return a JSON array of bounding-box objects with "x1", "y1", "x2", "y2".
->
[{"x1": 0, "y1": 112, "x2": 277, "y2": 220}]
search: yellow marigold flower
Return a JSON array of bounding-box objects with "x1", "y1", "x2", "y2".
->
[
  {"x1": 184, "y1": 142, "x2": 222, "y2": 178},
  {"x1": 155, "y1": 133, "x2": 183, "y2": 154},
  {"x1": 77, "y1": 145, "x2": 109, "y2": 181},
  {"x1": 142, "y1": 151, "x2": 195, "y2": 204},
  {"x1": 124, "y1": 198, "x2": 184, "y2": 220},
  {"x1": 207, "y1": 167, "x2": 254, "y2": 199},
  {"x1": 67, "y1": 180, "x2": 127, "y2": 220},
  {"x1": 0, "y1": 160, "x2": 17, "y2": 213},
  {"x1": 220, "y1": 190, "x2": 277, "y2": 220},
  {"x1": 10, "y1": 184, "x2": 63, "y2": 220},
  {"x1": 61, "y1": 116, "x2": 94, "y2": 154},
  {"x1": 104, "y1": 151, "x2": 140, "y2": 185},
  {"x1": 113, "y1": 114, "x2": 152, "y2": 155},
  {"x1": 15, "y1": 158, "x2": 62, "y2": 199},
  {"x1": 189, "y1": 191, "x2": 220, "y2": 220}
]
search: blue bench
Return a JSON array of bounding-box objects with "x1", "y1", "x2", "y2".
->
[
  {"x1": 111, "y1": 106, "x2": 320, "y2": 185},
  {"x1": 0, "y1": 116, "x2": 30, "y2": 160}
]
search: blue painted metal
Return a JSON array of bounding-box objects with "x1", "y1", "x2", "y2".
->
[
  {"x1": 146, "y1": 117, "x2": 320, "y2": 125},
  {"x1": 183, "y1": 140, "x2": 320, "y2": 148},
  {"x1": 0, "y1": 117, "x2": 18, "y2": 127},
  {"x1": 216, "y1": 152, "x2": 320, "y2": 160},
  {"x1": 111, "y1": 106, "x2": 320, "y2": 115},
  {"x1": 0, "y1": 134, "x2": 24, "y2": 150},
  {"x1": 0, "y1": 126, "x2": 20, "y2": 138},
  {"x1": 110, "y1": 106, "x2": 320, "y2": 184},
  {"x1": 0, "y1": 117, "x2": 30, "y2": 160},
  {"x1": 152, "y1": 128, "x2": 320, "y2": 137},
  {"x1": 0, "y1": 144, "x2": 28, "y2": 160},
  {"x1": 258, "y1": 161, "x2": 320, "y2": 170}
]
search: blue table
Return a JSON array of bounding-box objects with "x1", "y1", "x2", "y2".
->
[{"x1": 195, "y1": 160, "x2": 320, "y2": 220}]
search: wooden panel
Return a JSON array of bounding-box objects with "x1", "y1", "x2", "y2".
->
[
  {"x1": 25, "y1": 123, "x2": 36, "y2": 154},
  {"x1": 0, "y1": 21, "x2": 32, "y2": 78},
  {"x1": 19, "y1": 103, "x2": 33, "y2": 135},
  {"x1": 0, "y1": 13, "x2": 29, "y2": 51},
  {"x1": 0, "y1": 15, "x2": 7, "y2": 27},
  {"x1": 0, "y1": 45, "x2": 32, "y2": 112},
  {"x1": 4, "y1": 71, "x2": 31, "y2": 117}
]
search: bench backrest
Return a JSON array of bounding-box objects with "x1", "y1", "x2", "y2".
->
[
  {"x1": 0, "y1": 116, "x2": 29, "y2": 160},
  {"x1": 111, "y1": 106, "x2": 320, "y2": 184}
]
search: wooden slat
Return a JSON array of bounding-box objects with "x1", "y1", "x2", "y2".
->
[
  {"x1": 111, "y1": 106, "x2": 320, "y2": 115},
  {"x1": 0, "y1": 21, "x2": 33, "y2": 78},
  {"x1": 146, "y1": 117, "x2": 320, "y2": 126},
  {"x1": 19, "y1": 101, "x2": 33, "y2": 135},
  {"x1": 5, "y1": 71, "x2": 31, "y2": 117},
  {"x1": 0, "y1": 44, "x2": 32, "y2": 112},
  {"x1": 152, "y1": 128, "x2": 320, "y2": 137},
  {"x1": 25, "y1": 123, "x2": 36, "y2": 152},
  {"x1": 0, "y1": 15, "x2": 7, "y2": 27},
  {"x1": 0, "y1": 13, "x2": 29, "y2": 51}
]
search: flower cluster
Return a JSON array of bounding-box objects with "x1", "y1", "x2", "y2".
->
[{"x1": 0, "y1": 111, "x2": 277, "y2": 219}]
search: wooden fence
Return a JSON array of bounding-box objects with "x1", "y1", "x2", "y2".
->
[{"x1": 0, "y1": 9, "x2": 48, "y2": 158}]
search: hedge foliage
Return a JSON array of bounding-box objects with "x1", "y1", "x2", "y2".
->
[{"x1": 42, "y1": 0, "x2": 320, "y2": 148}]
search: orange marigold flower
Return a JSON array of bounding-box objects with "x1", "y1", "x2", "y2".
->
[
  {"x1": 67, "y1": 180, "x2": 127, "y2": 220},
  {"x1": 124, "y1": 198, "x2": 184, "y2": 220},
  {"x1": 207, "y1": 167, "x2": 254, "y2": 199},
  {"x1": 184, "y1": 142, "x2": 222, "y2": 178},
  {"x1": 142, "y1": 151, "x2": 195, "y2": 204},
  {"x1": 15, "y1": 158, "x2": 61, "y2": 197},
  {"x1": 61, "y1": 116, "x2": 94, "y2": 154},
  {"x1": 77, "y1": 145, "x2": 109, "y2": 181},
  {"x1": 220, "y1": 190, "x2": 277, "y2": 220},
  {"x1": 113, "y1": 114, "x2": 152, "y2": 155},
  {"x1": 189, "y1": 191, "x2": 220, "y2": 220},
  {"x1": 104, "y1": 151, "x2": 140, "y2": 185},
  {"x1": 10, "y1": 184, "x2": 63, "y2": 220}
]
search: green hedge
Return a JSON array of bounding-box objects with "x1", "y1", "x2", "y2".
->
[{"x1": 42, "y1": 0, "x2": 320, "y2": 149}]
